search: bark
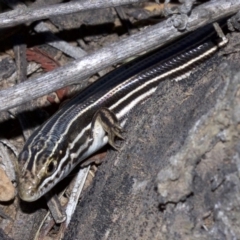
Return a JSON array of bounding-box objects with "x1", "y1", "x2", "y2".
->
[{"x1": 0, "y1": 0, "x2": 145, "y2": 28}]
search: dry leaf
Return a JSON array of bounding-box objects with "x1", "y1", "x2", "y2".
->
[{"x1": 0, "y1": 167, "x2": 15, "y2": 201}]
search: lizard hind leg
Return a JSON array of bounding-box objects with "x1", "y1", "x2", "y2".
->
[{"x1": 92, "y1": 108, "x2": 124, "y2": 151}]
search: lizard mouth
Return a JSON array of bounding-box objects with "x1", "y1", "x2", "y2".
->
[{"x1": 18, "y1": 178, "x2": 40, "y2": 202}]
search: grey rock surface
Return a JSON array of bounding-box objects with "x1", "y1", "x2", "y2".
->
[{"x1": 64, "y1": 32, "x2": 240, "y2": 240}]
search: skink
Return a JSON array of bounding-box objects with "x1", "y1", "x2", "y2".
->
[{"x1": 18, "y1": 21, "x2": 228, "y2": 202}]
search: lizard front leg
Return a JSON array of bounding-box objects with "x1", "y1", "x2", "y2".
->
[{"x1": 91, "y1": 107, "x2": 124, "y2": 151}]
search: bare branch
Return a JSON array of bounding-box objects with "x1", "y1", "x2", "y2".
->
[
  {"x1": 0, "y1": 0, "x2": 145, "y2": 28},
  {"x1": 34, "y1": 22, "x2": 87, "y2": 59},
  {"x1": 0, "y1": 0, "x2": 239, "y2": 112},
  {"x1": 3, "y1": 0, "x2": 88, "y2": 60}
]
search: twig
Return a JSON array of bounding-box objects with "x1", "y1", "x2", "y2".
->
[
  {"x1": 34, "y1": 166, "x2": 91, "y2": 239},
  {"x1": 64, "y1": 166, "x2": 90, "y2": 227},
  {"x1": 34, "y1": 22, "x2": 87, "y2": 59},
  {"x1": 115, "y1": 6, "x2": 133, "y2": 34},
  {"x1": 45, "y1": 192, "x2": 66, "y2": 224},
  {"x1": 3, "y1": 0, "x2": 88, "y2": 60},
  {"x1": 13, "y1": 34, "x2": 27, "y2": 83},
  {"x1": 11, "y1": 32, "x2": 33, "y2": 140},
  {"x1": 0, "y1": 0, "x2": 238, "y2": 112},
  {"x1": 0, "y1": 0, "x2": 145, "y2": 28}
]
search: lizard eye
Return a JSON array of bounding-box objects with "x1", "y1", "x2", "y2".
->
[{"x1": 46, "y1": 160, "x2": 57, "y2": 175}]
